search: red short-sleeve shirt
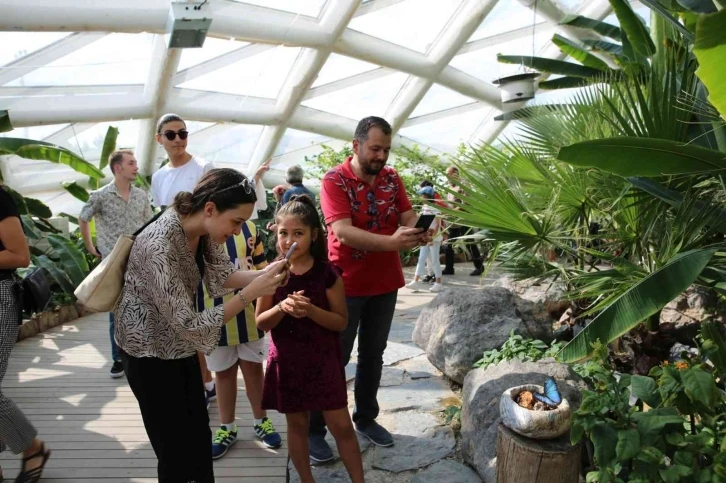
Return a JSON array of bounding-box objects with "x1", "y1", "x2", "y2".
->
[{"x1": 320, "y1": 157, "x2": 413, "y2": 297}]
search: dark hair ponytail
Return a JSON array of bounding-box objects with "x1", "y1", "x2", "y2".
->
[
  {"x1": 172, "y1": 168, "x2": 257, "y2": 216},
  {"x1": 276, "y1": 194, "x2": 327, "y2": 262}
]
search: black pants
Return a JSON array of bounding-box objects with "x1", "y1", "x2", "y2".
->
[
  {"x1": 444, "y1": 226, "x2": 483, "y2": 271},
  {"x1": 121, "y1": 351, "x2": 214, "y2": 483},
  {"x1": 310, "y1": 291, "x2": 398, "y2": 436}
]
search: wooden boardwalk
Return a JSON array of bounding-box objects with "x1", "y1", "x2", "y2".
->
[{"x1": 0, "y1": 312, "x2": 288, "y2": 482}]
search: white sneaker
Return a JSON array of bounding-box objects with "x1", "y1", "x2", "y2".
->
[
  {"x1": 406, "y1": 280, "x2": 421, "y2": 292},
  {"x1": 430, "y1": 282, "x2": 443, "y2": 293}
]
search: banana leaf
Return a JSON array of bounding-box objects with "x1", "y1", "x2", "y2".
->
[
  {"x1": 560, "y1": 15, "x2": 623, "y2": 40},
  {"x1": 496, "y1": 55, "x2": 605, "y2": 78},
  {"x1": 46, "y1": 234, "x2": 89, "y2": 287},
  {"x1": 557, "y1": 137, "x2": 726, "y2": 176},
  {"x1": 694, "y1": 9, "x2": 726, "y2": 119},
  {"x1": 611, "y1": 0, "x2": 657, "y2": 56},
  {"x1": 701, "y1": 321, "x2": 726, "y2": 378},
  {"x1": 582, "y1": 39, "x2": 625, "y2": 56},
  {"x1": 0, "y1": 110, "x2": 11, "y2": 133},
  {"x1": 32, "y1": 255, "x2": 76, "y2": 295},
  {"x1": 640, "y1": 0, "x2": 695, "y2": 40},
  {"x1": 62, "y1": 181, "x2": 90, "y2": 203},
  {"x1": 20, "y1": 215, "x2": 42, "y2": 240},
  {"x1": 677, "y1": 0, "x2": 718, "y2": 13},
  {"x1": 93, "y1": 126, "x2": 118, "y2": 189},
  {"x1": 58, "y1": 212, "x2": 80, "y2": 225},
  {"x1": 551, "y1": 34, "x2": 610, "y2": 71},
  {"x1": 558, "y1": 248, "x2": 717, "y2": 362},
  {"x1": 538, "y1": 76, "x2": 597, "y2": 90},
  {"x1": 0, "y1": 138, "x2": 104, "y2": 179}
]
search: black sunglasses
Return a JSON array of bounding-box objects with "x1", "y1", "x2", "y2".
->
[{"x1": 162, "y1": 129, "x2": 189, "y2": 141}]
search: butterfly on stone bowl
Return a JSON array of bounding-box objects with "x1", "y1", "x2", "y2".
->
[{"x1": 533, "y1": 377, "x2": 562, "y2": 409}]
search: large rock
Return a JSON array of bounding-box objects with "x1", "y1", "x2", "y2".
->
[
  {"x1": 661, "y1": 285, "x2": 719, "y2": 328},
  {"x1": 413, "y1": 287, "x2": 530, "y2": 384},
  {"x1": 461, "y1": 359, "x2": 586, "y2": 483}
]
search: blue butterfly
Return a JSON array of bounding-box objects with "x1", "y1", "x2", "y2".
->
[{"x1": 533, "y1": 377, "x2": 562, "y2": 408}]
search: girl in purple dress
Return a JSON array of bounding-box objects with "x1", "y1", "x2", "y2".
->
[{"x1": 256, "y1": 195, "x2": 364, "y2": 483}]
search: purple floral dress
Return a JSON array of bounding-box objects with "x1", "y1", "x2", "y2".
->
[{"x1": 261, "y1": 260, "x2": 347, "y2": 413}]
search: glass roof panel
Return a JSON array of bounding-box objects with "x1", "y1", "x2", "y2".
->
[
  {"x1": 177, "y1": 38, "x2": 250, "y2": 72},
  {"x1": 311, "y1": 53, "x2": 380, "y2": 88},
  {"x1": 233, "y1": 0, "x2": 327, "y2": 17},
  {"x1": 274, "y1": 129, "x2": 331, "y2": 157},
  {"x1": 5, "y1": 33, "x2": 154, "y2": 87},
  {"x1": 450, "y1": 30, "x2": 553, "y2": 84},
  {"x1": 348, "y1": 0, "x2": 463, "y2": 53},
  {"x1": 0, "y1": 123, "x2": 69, "y2": 142},
  {"x1": 302, "y1": 72, "x2": 408, "y2": 120},
  {"x1": 410, "y1": 84, "x2": 478, "y2": 118},
  {"x1": 469, "y1": 0, "x2": 546, "y2": 43},
  {"x1": 399, "y1": 107, "x2": 493, "y2": 153},
  {"x1": 56, "y1": 120, "x2": 143, "y2": 162},
  {"x1": 0, "y1": 32, "x2": 70, "y2": 67},
  {"x1": 178, "y1": 46, "x2": 301, "y2": 99},
  {"x1": 187, "y1": 124, "x2": 264, "y2": 166}
]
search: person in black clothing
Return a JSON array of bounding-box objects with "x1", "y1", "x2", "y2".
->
[
  {"x1": 0, "y1": 185, "x2": 51, "y2": 483},
  {"x1": 442, "y1": 166, "x2": 483, "y2": 276}
]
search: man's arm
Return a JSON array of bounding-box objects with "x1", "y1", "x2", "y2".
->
[
  {"x1": 330, "y1": 218, "x2": 424, "y2": 252},
  {"x1": 78, "y1": 193, "x2": 101, "y2": 258},
  {"x1": 400, "y1": 209, "x2": 418, "y2": 228}
]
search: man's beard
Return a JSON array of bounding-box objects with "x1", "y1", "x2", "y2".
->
[{"x1": 361, "y1": 158, "x2": 384, "y2": 175}]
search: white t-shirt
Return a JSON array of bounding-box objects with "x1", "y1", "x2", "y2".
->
[
  {"x1": 150, "y1": 156, "x2": 268, "y2": 220},
  {"x1": 151, "y1": 156, "x2": 214, "y2": 208},
  {"x1": 422, "y1": 204, "x2": 443, "y2": 241}
]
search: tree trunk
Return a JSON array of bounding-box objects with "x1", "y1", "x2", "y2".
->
[{"x1": 496, "y1": 423, "x2": 581, "y2": 483}]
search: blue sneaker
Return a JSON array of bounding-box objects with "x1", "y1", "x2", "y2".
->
[
  {"x1": 254, "y1": 417, "x2": 282, "y2": 449},
  {"x1": 211, "y1": 426, "x2": 238, "y2": 459},
  {"x1": 206, "y1": 382, "x2": 217, "y2": 402}
]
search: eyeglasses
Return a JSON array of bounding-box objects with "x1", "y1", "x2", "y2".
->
[
  {"x1": 162, "y1": 129, "x2": 189, "y2": 141},
  {"x1": 216, "y1": 178, "x2": 255, "y2": 195}
]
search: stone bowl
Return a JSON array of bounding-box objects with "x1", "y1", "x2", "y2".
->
[{"x1": 499, "y1": 384, "x2": 571, "y2": 440}]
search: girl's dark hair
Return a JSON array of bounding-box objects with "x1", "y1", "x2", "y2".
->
[
  {"x1": 172, "y1": 168, "x2": 257, "y2": 216},
  {"x1": 276, "y1": 194, "x2": 327, "y2": 262},
  {"x1": 157, "y1": 113, "x2": 185, "y2": 134}
]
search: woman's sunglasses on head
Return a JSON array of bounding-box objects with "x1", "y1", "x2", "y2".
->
[{"x1": 162, "y1": 129, "x2": 189, "y2": 141}]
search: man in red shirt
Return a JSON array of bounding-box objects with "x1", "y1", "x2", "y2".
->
[{"x1": 310, "y1": 116, "x2": 429, "y2": 462}]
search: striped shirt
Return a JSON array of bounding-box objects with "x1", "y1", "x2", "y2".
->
[{"x1": 196, "y1": 221, "x2": 267, "y2": 346}]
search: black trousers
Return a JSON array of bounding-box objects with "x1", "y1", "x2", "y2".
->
[
  {"x1": 444, "y1": 226, "x2": 483, "y2": 271},
  {"x1": 310, "y1": 291, "x2": 398, "y2": 435},
  {"x1": 121, "y1": 351, "x2": 214, "y2": 483}
]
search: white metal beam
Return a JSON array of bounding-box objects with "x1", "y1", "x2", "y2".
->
[
  {"x1": 403, "y1": 101, "x2": 485, "y2": 128},
  {"x1": 458, "y1": 22, "x2": 553, "y2": 55},
  {"x1": 135, "y1": 35, "x2": 182, "y2": 177},
  {"x1": 305, "y1": 67, "x2": 394, "y2": 100},
  {"x1": 0, "y1": 32, "x2": 107, "y2": 85},
  {"x1": 385, "y1": 0, "x2": 500, "y2": 132},
  {"x1": 244, "y1": 0, "x2": 362, "y2": 178},
  {"x1": 0, "y1": 84, "x2": 143, "y2": 97}
]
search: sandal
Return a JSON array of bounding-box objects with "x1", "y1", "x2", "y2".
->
[{"x1": 14, "y1": 443, "x2": 50, "y2": 483}]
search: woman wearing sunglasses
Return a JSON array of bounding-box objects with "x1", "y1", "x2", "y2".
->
[{"x1": 114, "y1": 168, "x2": 289, "y2": 483}]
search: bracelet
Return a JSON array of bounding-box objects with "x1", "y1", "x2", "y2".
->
[
  {"x1": 277, "y1": 303, "x2": 284, "y2": 314},
  {"x1": 238, "y1": 292, "x2": 250, "y2": 307}
]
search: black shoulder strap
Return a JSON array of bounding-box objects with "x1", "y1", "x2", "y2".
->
[
  {"x1": 133, "y1": 208, "x2": 166, "y2": 237},
  {"x1": 195, "y1": 236, "x2": 206, "y2": 279}
]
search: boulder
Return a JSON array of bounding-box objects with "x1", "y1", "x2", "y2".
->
[
  {"x1": 412, "y1": 287, "x2": 529, "y2": 384},
  {"x1": 460, "y1": 359, "x2": 586, "y2": 483},
  {"x1": 491, "y1": 275, "x2": 569, "y2": 316},
  {"x1": 661, "y1": 285, "x2": 719, "y2": 328}
]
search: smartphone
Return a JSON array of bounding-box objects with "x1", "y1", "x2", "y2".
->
[
  {"x1": 414, "y1": 213, "x2": 436, "y2": 231},
  {"x1": 285, "y1": 242, "x2": 298, "y2": 260}
]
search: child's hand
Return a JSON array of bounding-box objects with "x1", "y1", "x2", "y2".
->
[{"x1": 282, "y1": 291, "x2": 310, "y2": 318}]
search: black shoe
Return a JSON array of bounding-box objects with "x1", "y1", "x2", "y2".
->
[
  {"x1": 355, "y1": 421, "x2": 394, "y2": 447},
  {"x1": 309, "y1": 433, "x2": 334, "y2": 463},
  {"x1": 422, "y1": 275, "x2": 434, "y2": 283},
  {"x1": 442, "y1": 268, "x2": 455, "y2": 275},
  {"x1": 469, "y1": 268, "x2": 482, "y2": 276},
  {"x1": 109, "y1": 361, "x2": 124, "y2": 379}
]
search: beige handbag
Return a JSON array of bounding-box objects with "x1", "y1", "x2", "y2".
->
[{"x1": 74, "y1": 210, "x2": 164, "y2": 312}]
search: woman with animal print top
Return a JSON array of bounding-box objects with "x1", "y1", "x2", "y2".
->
[{"x1": 114, "y1": 168, "x2": 289, "y2": 483}]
